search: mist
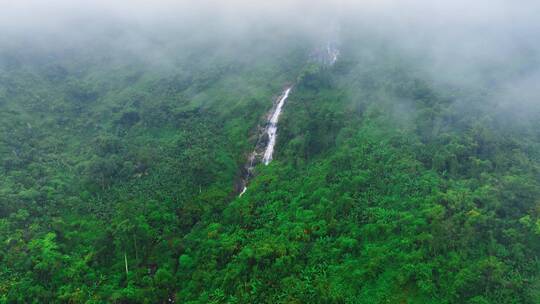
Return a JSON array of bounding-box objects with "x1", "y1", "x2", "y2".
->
[
  {"x1": 2, "y1": 2, "x2": 540, "y2": 302},
  {"x1": 2, "y1": 0, "x2": 540, "y2": 112},
  {"x1": 3, "y1": 0, "x2": 539, "y2": 61},
  {"x1": 2, "y1": 2, "x2": 538, "y2": 62}
]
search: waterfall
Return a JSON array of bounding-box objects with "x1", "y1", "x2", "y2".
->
[
  {"x1": 238, "y1": 87, "x2": 292, "y2": 196},
  {"x1": 262, "y1": 87, "x2": 292, "y2": 165},
  {"x1": 238, "y1": 42, "x2": 339, "y2": 196}
]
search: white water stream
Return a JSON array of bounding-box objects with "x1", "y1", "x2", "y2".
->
[
  {"x1": 239, "y1": 87, "x2": 291, "y2": 196},
  {"x1": 326, "y1": 42, "x2": 339, "y2": 65},
  {"x1": 239, "y1": 42, "x2": 339, "y2": 196},
  {"x1": 262, "y1": 87, "x2": 292, "y2": 165}
]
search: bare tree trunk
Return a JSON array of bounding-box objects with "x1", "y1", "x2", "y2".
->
[{"x1": 124, "y1": 252, "x2": 129, "y2": 277}]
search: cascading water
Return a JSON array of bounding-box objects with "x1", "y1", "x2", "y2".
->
[
  {"x1": 310, "y1": 41, "x2": 340, "y2": 66},
  {"x1": 326, "y1": 42, "x2": 340, "y2": 65},
  {"x1": 262, "y1": 87, "x2": 291, "y2": 165},
  {"x1": 238, "y1": 87, "x2": 292, "y2": 196},
  {"x1": 238, "y1": 42, "x2": 339, "y2": 196}
]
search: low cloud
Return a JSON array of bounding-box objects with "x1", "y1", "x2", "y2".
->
[{"x1": 2, "y1": 0, "x2": 539, "y2": 112}]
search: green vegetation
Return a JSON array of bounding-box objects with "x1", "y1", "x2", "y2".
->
[{"x1": 1, "y1": 34, "x2": 539, "y2": 303}]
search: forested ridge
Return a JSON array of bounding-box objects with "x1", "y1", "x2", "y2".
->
[{"x1": 1, "y1": 23, "x2": 540, "y2": 304}]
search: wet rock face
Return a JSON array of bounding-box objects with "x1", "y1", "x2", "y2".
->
[
  {"x1": 310, "y1": 42, "x2": 340, "y2": 66},
  {"x1": 259, "y1": 133, "x2": 270, "y2": 149},
  {"x1": 237, "y1": 87, "x2": 292, "y2": 195},
  {"x1": 237, "y1": 41, "x2": 340, "y2": 195}
]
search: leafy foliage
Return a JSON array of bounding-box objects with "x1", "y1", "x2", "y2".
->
[{"x1": 0, "y1": 35, "x2": 539, "y2": 304}]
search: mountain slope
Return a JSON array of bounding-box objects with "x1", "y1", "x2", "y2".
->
[{"x1": 0, "y1": 32, "x2": 539, "y2": 304}]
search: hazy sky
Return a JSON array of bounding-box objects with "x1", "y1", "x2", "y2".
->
[
  {"x1": 3, "y1": 0, "x2": 538, "y2": 52},
  {"x1": 2, "y1": 0, "x2": 539, "y2": 112},
  {"x1": 3, "y1": 0, "x2": 538, "y2": 48}
]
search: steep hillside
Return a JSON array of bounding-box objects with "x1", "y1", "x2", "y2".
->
[
  {"x1": 1, "y1": 12, "x2": 539, "y2": 304},
  {"x1": 173, "y1": 40, "x2": 540, "y2": 303}
]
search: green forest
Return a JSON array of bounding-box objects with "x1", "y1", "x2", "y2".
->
[{"x1": 1, "y1": 1, "x2": 540, "y2": 303}]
